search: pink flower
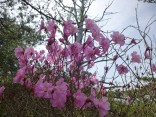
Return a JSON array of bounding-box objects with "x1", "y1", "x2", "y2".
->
[
  {"x1": 93, "y1": 97, "x2": 110, "y2": 117},
  {"x1": 46, "y1": 41, "x2": 62, "y2": 59},
  {"x1": 50, "y1": 78, "x2": 68, "y2": 109},
  {"x1": 94, "y1": 47, "x2": 101, "y2": 56},
  {"x1": 89, "y1": 88, "x2": 110, "y2": 117},
  {"x1": 15, "y1": 47, "x2": 24, "y2": 58},
  {"x1": 94, "y1": 33, "x2": 105, "y2": 42},
  {"x1": 99, "y1": 37, "x2": 110, "y2": 53},
  {"x1": 83, "y1": 39, "x2": 100, "y2": 60},
  {"x1": 34, "y1": 81, "x2": 53, "y2": 99},
  {"x1": 75, "y1": 80, "x2": 84, "y2": 89},
  {"x1": 63, "y1": 20, "x2": 78, "y2": 38},
  {"x1": 73, "y1": 90, "x2": 87, "y2": 108},
  {"x1": 117, "y1": 64, "x2": 128, "y2": 74},
  {"x1": 151, "y1": 64, "x2": 156, "y2": 73},
  {"x1": 15, "y1": 48, "x2": 27, "y2": 68},
  {"x1": 47, "y1": 53, "x2": 54, "y2": 64},
  {"x1": 70, "y1": 42, "x2": 82, "y2": 55},
  {"x1": 89, "y1": 88, "x2": 96, "y2": 102},
  {"x1": 84, "y1": 78, "x2": 90, "y2": 87},
  {"x1": 75, "y1": 54, "x2": 83, "y2": 62},
  {"x1": 38, "y1": 20, "x2": 45, "y2": 32},
  {"x1": 59, "y1": 38, "x2": 65, "y2": 43},
  {"x1": 34, "y1": 51, "x2": 45, "y2": 62},
  {"x1": 24, "y1": 47, "x2": 35, "y2": 59},
  {"x1": 90, "y1": 72, "x2": 98, "y2": 84},
  {"x1": 13, "y1": 67, "x2": 26, "y2": 85},
  {"x1": 84, "y1": 36, "x2": 94, "y2": 48},
  {"x1": 111, "y1": 31, "x2": 125, "y2": 46},
  {"x1": 70, "y1": 42, "x2": 83, "y2": 62},
  {"x1": 18, "y1": 58, "x2": 27, "y2": 68},
  {"x1": 131, "y1": 51, "x2": 141, "y2": 63},
  {"x1": 47, "y1": 20, "x2": 57, "y2": 38},
  {"x1": 113, "y1": 54, "x2": 118, "y2": 61},
  {"x1": 61, "y1": 47, "x2": 71, "y2": 58},
  {"x1": 84, "y1": 46, "x2": 95, "y2": 61},
  {"x1": 85, "y1": 18, "x2": 102, "y2": 41},
  {"x1": 130, "y1": 39, "x2": 137, "y2": 45},
  {"x1": 71, "y1": 77, "x2": 76, "y2": 83},
  {"x1": 51, "y1": 89, "x2": 67, "y2": 109},
  {"x1": 91, "y1": 26, "x2": 101, "y2": 39},
  {"x1": 85, "y1": 18, "x2": 96, "y2": 30},
  {"x1": 0, "y1": 86, "x2": 5, "y2": 96},
  {"x1": 88, "y1": 61, "x2": 94, "y2": 68}
]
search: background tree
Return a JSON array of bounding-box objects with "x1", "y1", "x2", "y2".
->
[
  {"x1": 0, "y1": 4, "x2": 43, "y2": 79},
  {"x1": 138, "y1": 0, "x2": 156, "y2": 3}
]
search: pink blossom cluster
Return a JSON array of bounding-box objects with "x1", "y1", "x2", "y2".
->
[
  {"x1": 73, "y1": 88, "x2": 110, "y2": 117},
  {"x1": 13, "y1": 19, "x2": 112, "y2": 117},
  {"x1": 13, "y1": 18, "x2": 150, "y2": 116},
  {"x1": 111, "y1": 31, "x2": 125, "y2": 46},
  {"x1": 85, "y1": 19, "x2": 110, "y2": 54},
  {"x1": 131, "y1": 51, "x2": 141, "y2": 63},
  {"x1": 117, "y1": 64, "x2": 128, "y2": 74},
  {"x1": 63, "y1": 19, "x2": 78, "y2": 38}
]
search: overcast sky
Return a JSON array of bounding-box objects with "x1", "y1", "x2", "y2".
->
[{"x1": 88, "y1": 0, "x2": 156, "y2": 38}]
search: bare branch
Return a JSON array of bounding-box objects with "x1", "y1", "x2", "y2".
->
[
  {"x1": 95, "y1": 0, "x2": 115, "y2": 22},
  {"x1": 21, "y1": 0, "x2": 62, "y2": 24}
]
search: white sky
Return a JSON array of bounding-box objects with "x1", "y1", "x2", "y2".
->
[{"x1": 87, "y1": 0, "x2": 156, "y2": 38}]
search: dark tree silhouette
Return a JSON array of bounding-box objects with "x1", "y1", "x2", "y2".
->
[{"x1": 138, "y1": 0, "x2": 156, "y2": 3}]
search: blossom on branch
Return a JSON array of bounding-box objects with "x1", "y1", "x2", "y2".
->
[
  {"x1": 117, "y1": 64, "x2": 128, "y2": 74},
  {"x1": 151, "y1": 64, "x2": 156, "y2": 73},
  {"x1": 131, "y1": 51, "x2": 141, "y2": 63},
  {"x1": 63, "y1": 20, "x2": 78, "y2": 38},
  {"x1": 111, "y1": 31, "x2": 125, "y2": 46}
]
